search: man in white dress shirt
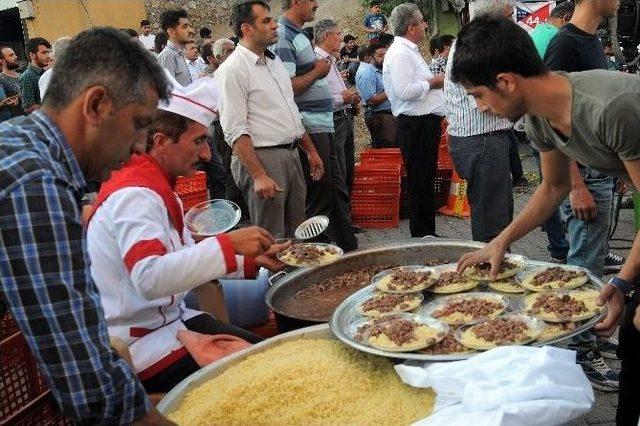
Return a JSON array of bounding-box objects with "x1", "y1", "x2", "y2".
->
[
  {"x1": 314, "y1": 19, "x2": 360, "y2": 191},
  {"x1": 383, "y1": 3, "x2": 445, "y2": 237},
  {"x1": 184, "y1": 41, "x2": 207, "y2": 81},
  {"x1": 215, "y1": 0, "x2": 324, "y2": 238},
  {"x1": 139, "y1": 19, "x2": 156, "y2": 51}
]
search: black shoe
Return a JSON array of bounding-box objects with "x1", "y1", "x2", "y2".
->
[
  {"x1": 604, "y1": 252, "x2": 625, "y2": 272},
  {"x1": 576, "y1": 349, "x2": 619, "y2": 392}
]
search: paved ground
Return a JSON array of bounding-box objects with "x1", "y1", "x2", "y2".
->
[{"x1": 353, "y1": 144, "x2": 630, "y2": 426}]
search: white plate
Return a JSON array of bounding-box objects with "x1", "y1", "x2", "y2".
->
[
  {"x1": 519, "y1": 265, "x2": 589, "y2": 292},
  {"x1": 421, "y1": 292, "x2": 510, "y2": 326},
  {"x1": 463, "y1": 254, "x2": 528, "y2": 281},
  {"x1": 454, "y1": 314, "x2": 547, "y2": 350},
  {"x1": 184, "y1": 199, "x2": 241, "y2": 238},
  {"x1": 372, "y1": 265, "x2": 440, "y2": 293},
  {"x1": 364, "y1": 313, "x2": 449, "y2": 352},
  {"x1": 276, "y1": 243, "x2": 343, "y2": 268}
]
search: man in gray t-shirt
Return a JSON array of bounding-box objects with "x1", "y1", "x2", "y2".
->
[{"x1": 452, "y1": 17, "x2": 640, "y2": 424}]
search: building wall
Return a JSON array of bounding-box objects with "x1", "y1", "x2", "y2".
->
[{"x1": 24, "y1": 0, "x2": 147, "y2": 41}]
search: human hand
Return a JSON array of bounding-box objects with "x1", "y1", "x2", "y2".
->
[
  {"x1": 254, "y1": 173, "x2": 283, "y2": 199},
  {"x1": 227, "y1": 226, "x2": 275, "y2": 257},
  {"x1": 428, "y1": 73, "x2": 445, "y2": 89},
  {"x1": 615, "y1": 179, "x2": 630, "y2": 195},
  {"x1": 569, "y1": 186, "x2": 597, "y2": 221},
  {"x1": 593, "y1": 284, "x2": 625, "y2": 337},
  {"x1": 457, "y1": 240, "x2": 508, "y2": 280},
  {"x1": 634, "y1": 304, "x2": 640, "y2": 332},
  {"x1": 307, "y1": 151, "x2": 324, "y2": 181},
  {"x1": 341, "y1": 89, "x2": 359, "y2": 105},
  {"x1": 255, "y1": 240, "x2": 292, "y2": 272},
  {"x1": 314, "y1": 58, "x2": 331, "y2": 78}
]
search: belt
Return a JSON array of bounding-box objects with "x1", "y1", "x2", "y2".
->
[
  {"x1": 371, "y1": 109, "x2": 393, "y2": 115},
  {"x1": 255, "y1": 140, "x2": 300, "y2": 150},
  {"x1": 398, "y1": 113, "x2": 442, "y2": 121}
]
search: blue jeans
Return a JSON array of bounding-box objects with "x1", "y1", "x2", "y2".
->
[
  {"x1": 533, "y1": 150, "x2": 570, "y2": 259},
  {"x1": 562, "y1": 168, "x2": 613, "y2": 349},
  {"x1": 560, "y1": 168, "x2": 613, "y2": 277},
  {"x1": 449, "y1": 130, "x2": 514, "y2": 242}
]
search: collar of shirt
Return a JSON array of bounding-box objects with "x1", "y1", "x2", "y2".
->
[
  {"x1": 28, "y1": 64, "x2": 45, "y2": 76},
  {"x1": 167, "y1": 40, "x2": 185, "y2": 56},
  {"x1": 314, "y1": 46, "x2": 334, "y2": 62},
  {"x1": 394, "y1": 36, "x2": 419, "y2": 52},
  {"x1": 236, "y1": 43, "x2": 276, "y2": 65},
  {"x1": 31, "y1": 109, "x2": 87, "y2": 191},
  {"x1": 279, "y1": 16, "x2": 302, "y2": 34}
]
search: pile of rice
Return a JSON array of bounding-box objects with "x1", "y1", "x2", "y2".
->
[{"x1": 168, "y1": 339, "x2": 435, "y2": 425}]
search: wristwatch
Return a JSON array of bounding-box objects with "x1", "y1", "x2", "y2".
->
[{"x1": 608, "y1": 276, "x2": 635, "y2": 297}]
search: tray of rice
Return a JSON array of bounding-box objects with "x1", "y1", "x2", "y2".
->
[
  {"x1": 330, "y1": 259, "x2": 607, "y2": 361},
  {"x1": 158, "y1": 324, "x2": 435, "y2": 425}
]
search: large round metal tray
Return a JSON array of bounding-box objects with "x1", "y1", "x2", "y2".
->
[
  {"x1": 330, "y1": 260, "x2": 607, "y2": 361},
  {"x1": 157, "y1": 324, "x2": 333, "y2": 417}
]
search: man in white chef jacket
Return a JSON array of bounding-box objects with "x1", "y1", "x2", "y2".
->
[{"x1": 86, "y1": 75, "x2": 288, "y2": 393}]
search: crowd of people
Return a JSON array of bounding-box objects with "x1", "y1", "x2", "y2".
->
[{"x1": 1, "y1": 0, "x2": 640, "y2": 424}]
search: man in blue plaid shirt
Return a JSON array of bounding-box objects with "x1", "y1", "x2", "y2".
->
[{"x1": 0, "y1": 28, "x2": 174, "y2": 424}]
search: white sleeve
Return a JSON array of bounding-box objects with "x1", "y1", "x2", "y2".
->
[
  {"x1": 215, "y1": 63, "x2": 250, "y2": 146},
  {"x1": 108, "y1": 188, "x2": 257, "y2": 301},
  {"x1": 388, "y1": 51, "x2": 430, "y2": 101}
]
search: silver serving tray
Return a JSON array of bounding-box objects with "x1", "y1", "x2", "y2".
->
[{"x1": 330, "y1": 260, "x2": 607, "y2": 361}]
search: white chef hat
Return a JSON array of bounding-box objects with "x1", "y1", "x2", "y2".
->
[{"x1": 158, "y1": 70, "x2": 220, "y2": 127}]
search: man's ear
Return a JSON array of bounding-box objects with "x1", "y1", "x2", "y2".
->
[
  {"x1": 496, "y1": 72, "x2": 518, "y2": 94},
  {"x1": 152, "y1": 132, "x2": 172, "y2": 152},
  {"x1": 82, "y1": 86, "x2": 113, "y2": 127}
]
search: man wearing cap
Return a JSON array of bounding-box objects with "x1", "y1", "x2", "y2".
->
[{"x1": 86, "y1": 75, "x2": 289, "y2": 393}]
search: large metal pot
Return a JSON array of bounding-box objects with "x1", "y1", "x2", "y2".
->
[{"x1": 266, "y1": 239, "x2": 484, "y2": 332}]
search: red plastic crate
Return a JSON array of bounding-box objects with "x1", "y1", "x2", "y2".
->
[
  {"x1": 353, "y1": 164, "x2": 401, "y2": 187},
  {"x1": 175, "y1": 171, "x2": 207, "y2": 195},
  {"x1": 179, "y1": 190, "x2": 208, "y2": 212},
  {"x1": 1, "y1": 332, "x2": 71, "y2": 425},
  {"x1": 1, "y1": 311, "x2": 20, "y2": 340},
  {"x1": 360, "y1": 148, "x2": 406, "y2": 176},
  {"x1": 351, "y1": 190, "x2": 400, "y2": 229}
]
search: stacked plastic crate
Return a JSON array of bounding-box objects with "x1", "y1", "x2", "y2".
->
[
  {"x1": 352, "y1": 149, "x2": 403, "y2": 228},
  {"x1": 435, "y1": 120, "x2": 454, "y2": 208},
  {"x1": 1, "y1": 312, "x2": 72, "y2": 425},
  {"x1": 175, "y1": 171, "x2": 208, "y2": 212}
]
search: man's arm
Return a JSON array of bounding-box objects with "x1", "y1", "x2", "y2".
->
[
  {"x1": 157, "y1": 51, "x2": 178, "y2": 78},
  {"x1": 387, "y1": 52, "x2": 443, "y2": 101},
  {"x1": 233, "y1": 135, "x2": 284, "y2": 199},
  {"x1": 272, "y1": 38, "x2": 330, "y2": 95},
  {"x1": 299, "y1": 132, "x2": 324, "y2": 181},
  {"x1": 20, "y1": 74, "x2": 40, "y2": 112},
  {"x1": 0, "y1": 177, "x2": 152, "y2": 424},
  {"x1": 359, "y1": 73, "x2": 387, "y2": 106},
  {"x1": 458, "y1": 148, "x2": 573, "y2": 276}
]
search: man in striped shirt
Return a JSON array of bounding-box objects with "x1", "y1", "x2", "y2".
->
[
  {"x1": 272, "y1": 0, "x2": 357, "y2": 252},
  {"x1": 443, "y1": 0, "x2": 516, "y2": 243}
]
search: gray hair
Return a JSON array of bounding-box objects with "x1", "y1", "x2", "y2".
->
[
  {"x1": 44, "y1": 27, "x2": 170, "y2": 109},
  {"x1": 51, "y1": 36, "x2": 72, "y2": 61},
  {"x1": 389, "y1": 3, "x2": 420, "y2": 36},
  {"x1": 212, "y1": 38, "x2": 235, "y2": 58},
  {"x1": 314, "y1": 19, "x2": 338, "y2": 44},
  {"x1": 471, "y1": 0, "x2": 515, "y2": 18}
]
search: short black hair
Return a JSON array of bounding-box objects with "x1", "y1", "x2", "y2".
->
[
  {"x1": 231, "y1": 0, "x2": 270, "y2": 39},
  {"x1": 343, "y1": 34, "x2": 357, "y2": 43},
  {"x1": 549, "y1": 1, "x2": 575, "y2": 19},
  {"x1": 160, "y1": 9, "x2": 188, "y2": 32},
  {"x1": 303, "y1": 26, "x2": 314, "y2": 44},
  {"x1": 378, "y1": 33, "x2": 394, "y2": 47},
  {"x1": 370, "y1": 0, "x2": 382, "y2": 7},
  {"x1": 26, "y1": 37, "x2": 51, "y2": 55},
  {"x1": 45, "y1": 27, "x2": 170, "y2": 109},
  {"x1": 140, "y1": 19, "x2": 150, "y2": 27},
  {"x1": 154, "y1": 31, "x2": 168, "y2": 52},
  {"x1": 200, "y1": 27, "x2": 212, "y2": 38},
  {"x1": 202, "y1": 42, "x2": 214, "y2": 63},
  {"x1": 146, "y1": 110, "x2": 193, "y2": 152},
  {"x1": 451, "y1": 16, "x2": 545, "y2": 88},
  {"x1": 122, "y1": 28, "x2": 139, "y2": 38},
  {"x1": 357, "y1": 44, "x2": 370, "y2": 61},
  {"x1": 367, "y1": 41, "x2": 386, "y2": 58},
  {"x1": 429, "y1": 34, "x2": 455, "y2": 55}
]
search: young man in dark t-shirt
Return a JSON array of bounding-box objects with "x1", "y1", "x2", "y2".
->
[{"x1": 542, "y1": 0, "x2": 621, "y2": 392}]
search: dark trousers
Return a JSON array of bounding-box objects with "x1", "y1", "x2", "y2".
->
[
  {"x1": 448, "y1": 130, "x2": 514, "y2": 243},
  {"x1": 509, "y1": 134, "x2": 524, "y2": 182},
  {"x1": 396, "y1": 114, "x2": 442, "y2": 237},
  {"x1": 616, "y1": 293, "x2": 640, "y2": 426},
  {"x1": 333, "y1": 114, "x2": 355, "y2": 193},
  {"x1": 300, "y1": 132, "x2": 358, "y2": 252},
  {"x1": 211, "y1": 121, "x2": 249, "y2": 217},
  {"x1": 365, "y1": 111, "x2": 397, "y2": 148},
  {"x1": 141, "y1": 314, "x2": 263, "y2": 394},
  {"x1": 200, "y1": 141, "x2": 227, "y2": 200}
]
